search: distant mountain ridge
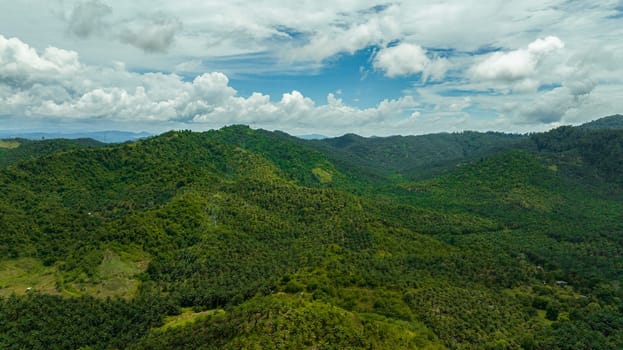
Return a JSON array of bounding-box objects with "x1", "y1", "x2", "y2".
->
[
  {"x1": 1, "y1": 114, "x2": 619, "y2": 143},
  {"x1": 0, "y1": 137, "x2": 106, "y2": 167},
  {"x1": 2, "y1": 114, "x2": 620, "y2": 179},
  {"x1": 296, "y1": 133, "x2": 327, "y2": 140},
  {"x1": 305, "y1": 131, "x2": 528, "y2": 181},
  {"x1": 0, "y1": 130, "x2": 152, "y2": 143},
  {"x1": 299, "y1": 114, "x2": 623, "y2": 180}
]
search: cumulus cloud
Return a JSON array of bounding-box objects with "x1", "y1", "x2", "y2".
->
[
  {"x1": 373, "y1": 43, "x2": 450, "y2": 80},
  {"x1": 0, "y1": 35, "x2": 421, "y2": 135},
  {"x1": 2, "y1": 1, "x2": 623, "y2": 133},
  {"x1": 471, "y1": 50, "x2": 536, "y2": 82},
  {"x1": 66, "y1": 0, "x2": 112, "y2": 38},
  {"x1": 527, "y1": 36, "x2": 565, "y2": 55},
  {"x1": 281, "y1": 11, "x2": 400, "y2": 62},
  {"x1": 519, "y1": 89, "x2": 577, "y2": 124},
  {"x1": 469, "y1": 36, "x2": 564, "y2": 91},
  {"x1": 0, "y1": 35, "x2": 81, "y2": 86},
  {"x1": 519, "y1": 78, "x2": 595, "y2": 124},
  {"x1": 119, "y1": 15, "x2": 182, "y2": 53}
]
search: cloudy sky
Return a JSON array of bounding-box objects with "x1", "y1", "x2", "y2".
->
[{"x1": 1, "y1": 1, "x2": 622, "y2": 136}]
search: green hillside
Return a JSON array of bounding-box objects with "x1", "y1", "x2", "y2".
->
[
  {"x1": 306, "y1": 131, "x2": 528, "y2": 181},
  {"x1": 0, "y1": 138, "x2": 105, "y2": 167},
  {"x1": 531, "y1": 125, "x2": 623, "y2": 187},
  {"x1": 579, "y1": 114, "x2": 623, "y2": 130},
  {"x1": 1, "y1": 120, "x2": 622, "y2": 349}
]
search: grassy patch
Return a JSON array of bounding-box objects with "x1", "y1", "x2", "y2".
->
[
  {"x1": 157, "y1": 308, "x2": 226, "y2": 331},
  {"x1": 0, "y1": 140, "x2": 20, "y2": 149},
  {"x1": 312, "y1": 167, "x2": 333, "y2": 183},
  {"x1": 536, "y1": 309, "x2": 554, "y2": 326},
  {"x1": 0, "y1": 247, "x2": 149, "y2": 299},
  {"x1": 0, "y1": 258, "x2": 60, "y2": 297},
  {"x1": 68, "y1": 248, "x2": 149, "y2": 299}
]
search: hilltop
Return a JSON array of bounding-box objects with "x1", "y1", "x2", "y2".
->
[
  {"x1": 0, "y1": 138, "x2": 105, "y2": 167},
  {"x1": 0, "y1": 116, "x2": 622, "y2": 349},
  {"x1": 579, "y1": 114, "x2": 623, "y2": 130}
]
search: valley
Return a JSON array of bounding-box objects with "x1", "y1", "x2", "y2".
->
[{"x1": 1, "y1": 116, "x2": 622, "y2": 349}]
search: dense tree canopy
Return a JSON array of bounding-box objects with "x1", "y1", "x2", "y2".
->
[{"x1": 1, "y1": 117, "x2": 623, "y2": 349}]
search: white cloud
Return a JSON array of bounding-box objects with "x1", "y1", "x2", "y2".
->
[
  {"x1": 517, "y1": 77, "x2": 596, "y2": 124},
  {"x1": 174, "y1": 59, "x2": 203, "y2": 73},
  {"x1": 448, "y1": 97, "x2": 471, "y2": 112},
  {"x1": 469, "y1": 36, "x2": 564, "y2": 90},
  {"x1": 519, "y1": 87, "x2": 579, "y2": 123},
  {"x1": 1, "y1": 1, "x2": 623, "y2": 134},
  {"x1": 2, "y1": 1, "x2": 621, "y2": 71},
  {"x1": 281, "y1": 9, "x2": 400, "y2": 62},
  {"x1": 0, "y1": 35, "x2": 423, "y2": 136},
  {"x1": 373, "y1": 43, "x2": 450, "y2": 80},
  {"x1": 471, "y1": 50, "x2": 536, "y2": 82},
  {"x1": 0, "y1": 35, "x2": 81, "y2": 85},
  {"x1": 527, "y1": 36, "x2": 565, "y2": 55}
]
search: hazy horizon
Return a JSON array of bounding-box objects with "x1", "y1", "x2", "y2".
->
[{"x1": 1, "y1": 1, "x2": 622, "y2": 137}]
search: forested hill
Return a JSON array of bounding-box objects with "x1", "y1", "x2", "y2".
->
[
  {"x1": 0, "y1": 138, "x2": 105, "y2": 167},
  {"x1": 579, "y1": 114, "x2": 623, "y2": 130},
  {"x1": 1, "y1": 117, "x2": 623, "y2": 349},
  {"x1": 305, "y1": 131, "x2": 528, "y2": 181},
  {"x1": 300, "y1": 114, "x2": 623, "y2": 182},
  {"x1": 531, "y1": 125, "x2": 623, "y2": 188}
]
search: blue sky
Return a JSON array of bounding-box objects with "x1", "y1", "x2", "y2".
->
[
  {"x1": 0, "y1": 1, "x2": 622, "y2": 136},
  {"x1": 227, "y1": 47, "x2": 415, "y2": 109}
]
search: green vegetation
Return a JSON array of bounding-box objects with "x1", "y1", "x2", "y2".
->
[
  {"x1": 156, "y1": 308, "x2": 226, "y2": 331},
  {"x1": 1, "y1": 116, "x2": 623, "y2": 349},
  {"x1": 307, "y1": 130, "x2": 528, "y2": 181},
  {"x1": 0, "y1": 140, "x2": 20, "y2": 149},
  {"x1": 0, "y1": 258, "x2": 58, "y2": 297},
  {"x1": 312, "y1": 166, "x2": 333, "y2": 183},
  {"x1": 580, "y1": 114, "x2": 623, "y2": 130},
  {"x1": 0, "y1": 137, "x2": 104, "y2": 167},
  {"x1": 132, "y1": 293, "x2": 444, "y2": 350}
]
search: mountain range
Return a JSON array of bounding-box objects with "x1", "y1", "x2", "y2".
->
[
  {"x1": 1, "y1": 115, "x2": 622, "y2": 349},
  {"x1": 0, "y1": 130, "x2": 151, "y2": 143}
]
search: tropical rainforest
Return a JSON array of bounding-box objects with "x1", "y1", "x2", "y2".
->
[{"x1": 1, "y1": 115, "x2": 622, "y2": 349}]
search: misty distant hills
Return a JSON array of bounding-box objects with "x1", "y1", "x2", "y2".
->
[
  {"x1": 307, "y1": 131, "x2": 528, "y2": 181},
  {"x1": 0, "y1": 130, "x2": 152, "y2": 143},
  {"x1": 296, "y1": 133, "x2": 327, "y2": 140},
  {"x1": 1, "y1": 114, "x2": 621, "y2": 143},
  {"x1": 0, "y1": 138, "x2": 105, "y2": 167},
  {"x1": 301, "y1": 114, "x2": 623, "y2": 181}
]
